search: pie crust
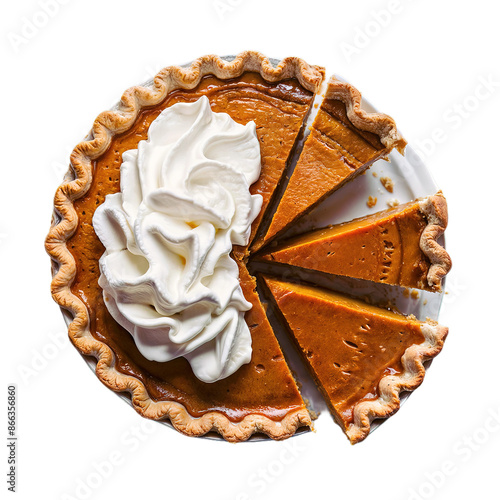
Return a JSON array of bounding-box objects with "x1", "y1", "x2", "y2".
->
[
  {"x1": 45, "y1": 52, "x2": 324, "y2": 441},
  {"x1": 323, "y1": 76, "x2": 407, "y2": 152}
]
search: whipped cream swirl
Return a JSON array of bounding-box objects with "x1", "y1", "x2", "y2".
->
[{"x1": 93, "y1": 96, "x2": 262, "y2": 383}]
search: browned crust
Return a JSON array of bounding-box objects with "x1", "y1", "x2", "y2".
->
[
  {"x1": 45, "y1": 51, "x2": 322, "y2": 441},
  {"x1": 418, "y1": 191, "x2": 452, "y2": 291},
  {"x1": 347, "y1": 320, "x2": 448, "y2": 444},
  {"x1": 325, "y1": 76, "x2": 407, "y2": 154}
]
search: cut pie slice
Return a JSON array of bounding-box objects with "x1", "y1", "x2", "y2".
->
[
  {"x1": 45, "y1": 52, "x2": 322, "y2": 441},
  {"x1": 259, "y1": 192, "x2": 451, "y2": 291},
  {"x1": 256, "y1": 76, "x2": 407, "y2": 250},
  {"x1": 262, "y1": 277, "x2": 448, "y2": 444}
]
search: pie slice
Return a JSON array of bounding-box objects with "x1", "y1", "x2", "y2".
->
[
  {"x1": 256, "y1": 76, "x2": 407, "y2": 249},
  {"x1": 45, "y1": 52, "x2": 323, "y2": 441},
  {"x1": 259, "y1": 192, "x2": 451, "y2": 291},
  {"x1": 262, "y1": 277, "x2": 448, "y2": 443}
]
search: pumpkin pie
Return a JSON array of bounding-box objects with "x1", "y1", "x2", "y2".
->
[
  {"x1": 262, "y1": 277, "x2": 448, "y2": 444},
  {"x1": 45, "y1": 52, "x2": 324, "y2": 441},
  {"x1": 257, "y1": 76, "x2": 407, "y2": 249},
  {"x1": 45, "y1": 51, "x2": 449, "y2": 444},
  {"x1": 259, "y1": 192, "x2": 451, "y2": 291}
]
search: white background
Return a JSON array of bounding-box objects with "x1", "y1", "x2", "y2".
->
[{"x1": 2, "y1": 1, "x2": 500, "y2": 499}]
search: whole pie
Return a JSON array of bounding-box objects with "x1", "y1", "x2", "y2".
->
[{"x1": 46, "y1": 51, "x2": 450, "y2": 443}]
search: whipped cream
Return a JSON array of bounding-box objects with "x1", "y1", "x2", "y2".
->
[{"x1": 93, "y1": 96, "x2": 262, "y2": 383}]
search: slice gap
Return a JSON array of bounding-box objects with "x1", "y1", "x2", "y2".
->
[
  {"x1": 254, "y1": 275, "x2": 330, "y2": 421},
  {"x1": 249, "y1": 89, "x2": 326, "y2": 252},
  {"x1": 235, "y1": 259, "x2": 312, "y2": 437},
  {"x1": 257, "y1": 76, "x2": 407, "y2": 250},
  {"x1": 244, "y1": 86, "x2": 323, "y2": 255}
]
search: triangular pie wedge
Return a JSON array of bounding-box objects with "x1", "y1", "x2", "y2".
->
[
  {"x1": 262, "y1": 277, "x2": 448, "y2": 444},
  {"x1": 256, "y1": 76, "x2": 407, "y2": 250},
  {"x1": 259, "y1": 192, "x2": 451, "y2": 291}
]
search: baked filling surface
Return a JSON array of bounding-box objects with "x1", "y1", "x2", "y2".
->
[{"x1": 68, "y1": 73, "x2": 314, "y2": 422}]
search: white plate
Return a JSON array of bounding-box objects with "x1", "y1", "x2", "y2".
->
[{"x1": 60, "y1": 56, "x2": 446, "y2": 442}]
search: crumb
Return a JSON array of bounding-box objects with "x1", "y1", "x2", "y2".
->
[
  {"x1": 366, "y1": 196, "x2": 377, "y2": 208},
  {"x1": 380, "y1": 176, "x2": 394, "y2": 193},
  {"x1": 410, "y1": 290, "x2": 419, "y2": 299},
  {"x1": 387, "y1": 198, "x2": 400, "y2": 208},
  {"x1": 387, "y1": 299, "x2": 397, "y2": 310},
  {"x1": 314, "y1": 103, "x2": 319, "y2": 108},
  {"x1": 403, "y1": 288, "x2": 410, "y2": 298},
  {"x1": 372, "y1": 172, "x2": 378, "y2": 177},
  {"x1": 423, "y1": 299, "x2": 428, "y2": 305},
  {"x1": 310, "y1": 410, "x2": 320, "y2": 421}
]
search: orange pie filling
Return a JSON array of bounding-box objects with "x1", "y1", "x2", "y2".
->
[
  {"x1": 260, "y1": 198, "x2": 436, "y2": 290},
  {"x1": 67, "y1": 73, "x2": 317, "y2": 423},
  {"x1": 263, "y1": 278, "x2": 429, "y2": 430}
]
